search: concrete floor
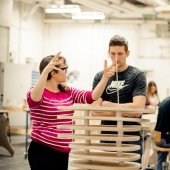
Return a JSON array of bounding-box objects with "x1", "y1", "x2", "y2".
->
[
  {"x1": 1, "y1": 135, "x2": 170, "y2": 170},
  {"x1": 0, "y1": 135, "x2": 75, "y2": 170},
  {"x1": 0, "y1": 135, "x2": 30, "y2": 170}
]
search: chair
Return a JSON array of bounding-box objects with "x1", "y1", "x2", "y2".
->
[
  {"x1": 151, "y1": 130, "x2": 170, "y2": 169},
  {"x1": 0, "y1": 112, "x2": 14, "y2": 156}
]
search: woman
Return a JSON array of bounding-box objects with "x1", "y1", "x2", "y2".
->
[
  {"x1": 146, "y1": 81, "x2": 160, "y2": 111},
  {"x1": 27, "y1": 52, "x2": 115, "y2": 170}
]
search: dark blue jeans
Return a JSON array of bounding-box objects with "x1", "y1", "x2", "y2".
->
[
  {"x1": 156, "y1": 151, "x2": 168, "y2": 170},
  {"x1": 155, "y1": 139, "x2": 170, "y2": 170},
  {"x1": 124, "y1": 139, "x2": 142, "y2": 164}
]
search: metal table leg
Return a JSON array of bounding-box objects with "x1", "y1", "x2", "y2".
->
[{"x1": 24, "y1": 110, "x2": 29, "y2": 159}]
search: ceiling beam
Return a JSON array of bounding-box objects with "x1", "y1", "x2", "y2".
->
[
  {"x1": 23, "y1": 1, "x2": 40, "y2": 21},
  {"x1": 135, "y1": 0, "x2": 167, "y2": 6},
  {"x1": 72, "y1": 0, "x2": 114, "y2": 14},
  {"x1": 44, "y1": 18, "x2": 168, "y2": 24},
  {"x1": 96, "y1": 0, "x2": 132, "y2": 13}
]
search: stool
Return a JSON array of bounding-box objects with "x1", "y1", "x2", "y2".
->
[
  {"x1": 152, "y1": 144, "x2": 170, "y2": 170},
  {"x1": 0, "y1": 112, "x2": 14, "y2": 156}
]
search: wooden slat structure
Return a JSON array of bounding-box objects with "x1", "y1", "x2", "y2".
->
[{"x1": 58, "y1": 105, "x2": 153, "y2": 170}]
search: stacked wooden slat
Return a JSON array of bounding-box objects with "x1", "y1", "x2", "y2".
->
[{"x1": 58, "y1": 105, "x2": 153, "y2": 170}]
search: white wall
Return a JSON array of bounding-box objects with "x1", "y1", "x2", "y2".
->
[
  {"x1": 10, "y1": 1, "x2": 170, "y2": 99},
  {"x1": 43, "y1": 23, "x2": 139, "y2": 90},
  {"x1": 43, "y1": 22, "x2": 170, "y2": 100},
  {"x1": 0, "y1": 0, "x2": 13, "y2": 63},
  {"x1": 139, "y1": 58, "x2": 170, "y2": 100},
  {"x1": 138, "y1": 24, "x2": 170, "y2": 100},
  {"x1": 0, "y1": 26, "x2": 9, "y2": 62},
  {"x1": 0, "y1": 0, "x2": 13, "y2": 27},
  {"x1": 4, "y1": 1, "x2": 170, "y2": 127},
  {"x1": 10, "y1": 1, "x2": 44, "y2": 64}
]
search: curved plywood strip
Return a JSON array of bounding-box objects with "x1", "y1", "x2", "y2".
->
[
  {"x1": 58, "y1": 125, "x2": 142, "y2": 132},
  {"x1": 70, "y1": 151, "x2": 140, "y2": 162},
  {"x1": 58, "y1": 105, "x2": 154, "y2": 113},
  {"x1": 70, "y1": 143, "x2": 140, "y2": 152},
  {"x1": 153, "y1": 144, "x2": 170, "y2": 152},
  {"x1": 59, "y1": 134, "x2": 140, "y2": 141},
  {"x1": 57, "y1": 105, "x2": 152, "y2": 169},
  {"x1": 70, "y1": 160, "x2": 141, "y2": 170},
  {"x1": 58, "y1": 115, "x2": 149, "y2": 123}
]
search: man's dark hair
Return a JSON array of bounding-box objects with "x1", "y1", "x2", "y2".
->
[{"x1": 109, "y1": 35, "x2": 128, "y2": 52}]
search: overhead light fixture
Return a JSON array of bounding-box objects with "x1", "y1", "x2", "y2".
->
[
  {"x1": 155, "y1": 5, "x2": 170, "y2": 13},
  {"x1": 45, "y1": 5, "x2": 80, "y2": 14},
  {"x1": 72, "y1": 12, "x2": 105, "y2": 20}
]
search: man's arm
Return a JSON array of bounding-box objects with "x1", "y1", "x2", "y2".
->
[{"x1": 91, "y1": 95, "x2": 146, "y2": 118}]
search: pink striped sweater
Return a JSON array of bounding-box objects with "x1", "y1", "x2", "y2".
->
[{"x1": 27, "y1": 87, "x2": 93, "y2": 153}]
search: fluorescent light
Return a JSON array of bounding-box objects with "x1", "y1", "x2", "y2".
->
[
  {"x1": 155, "y1": 5, "x2": 170, "y2": 13},
  {"x1": 45, "y1": 5, "x2": 80, "y2": 14},
  {"x1": 72, "y1": 12, "x2": 105, "y2": 20}
]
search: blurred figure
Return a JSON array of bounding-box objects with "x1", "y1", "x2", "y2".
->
[
  {"x1": 146, "y1": 81, "x2": 160, "y2": 111},
  {"x1": 154, "y1": 96, "x2": 170, "y2": 170}
]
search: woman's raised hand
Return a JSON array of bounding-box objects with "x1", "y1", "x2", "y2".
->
[{"x1": 43, "y1": 52, "x2": 62, "y2": 74}]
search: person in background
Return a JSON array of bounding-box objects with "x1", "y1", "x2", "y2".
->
[
  {"x1": 26, "y1": 52, "x2": 115, "y2": 170},
  {"x1": 146, "y1": 81, "x2": 160, "y2": 111},
  {"x1": 92, "y1": 35, "x2": 147, "y2": 164},
  {"x1": 154, "y1": 96, "x2": 170, "y2": 170}
]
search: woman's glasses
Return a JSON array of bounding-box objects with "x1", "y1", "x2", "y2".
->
[
  {"x1": 52, "y1": 66, "x2": 68, "y2": 74},
  {"x1": 59, "y1": 67, "x2": 68, "y2": 71},
  {"x1": 59, "y1": 66, "x2": 68, "y2": 73}
]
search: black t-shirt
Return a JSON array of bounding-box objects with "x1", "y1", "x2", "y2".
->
[
  {"x1": 92, "y1": 65, "x2": 147, "y2": 135},
  {"x1": 155, "y1": 96, "x2": 170, "y2": 143}
]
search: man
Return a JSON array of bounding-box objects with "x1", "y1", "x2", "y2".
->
[
  {"x1": 92, "y1": 35, "x2": 147, "y2": 163},
  {"x1": 154, "y1": 96, "x2": 170, "y2": 170}
]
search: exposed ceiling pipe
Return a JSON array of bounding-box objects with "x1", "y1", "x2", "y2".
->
[
  {"x1": 44, "y1": 18, "x2": 168, "y2": 25},
  {"x1": 135, "y1": 0, "x2": 170, "y2": 14},
  {"x1": 135, "y1": 0, "x2": 167, "y2": 6},
  {"x1": 72, "y1": 0, "x2": 114, "y2": 14},
  {"x1": 23, "y1": 1, "x2": 40, "y2": 21},
  {"x1": 99, "y1": 0, "x2": 132, "y2": 13}
]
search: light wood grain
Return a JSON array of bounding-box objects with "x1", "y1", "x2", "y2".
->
[
  {"x1": 58, "y1": 124, "x2": 142, "y2": 132},
  {"x1": 58, "y1": 115, "x2": 149, "y2": 123},
  {"x1": 57, "y1": 104, "x2": 152, "y2": 169},
  {"x1": 70, "y1": 143, "x2": 140, "y2": 152},
  {"x1": 0, "y1": 110, "x2": 9, "y2": 113},
  {"x1": 57, "y1": 104, "x2": 155, "y2": 113},
  {"x1": 151, "y1": 130, "x2": 161, "y2": 142},
  {"x1": 153, "y1": 144, "x2": 170, "y2": 152},
  {"x1": 70, "y1": 151, "x2": 140, "y2": 162},
  {"x1": 58, "y1": 104, "x2": 154, "y2": 113},
  {"x1": 59, "y1": 134, "x2": 140, "y2": 141},
  {"x1": 70, "y1": 160, "x2": 141, "y2": 170}
]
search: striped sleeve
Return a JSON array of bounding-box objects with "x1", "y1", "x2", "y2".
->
[
  {"x1": 69, "y1": 87, "x2": 93, "y2": 104},
  {"x1": 26, "y1": 89, "x2": 42, "y2": 108}
]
